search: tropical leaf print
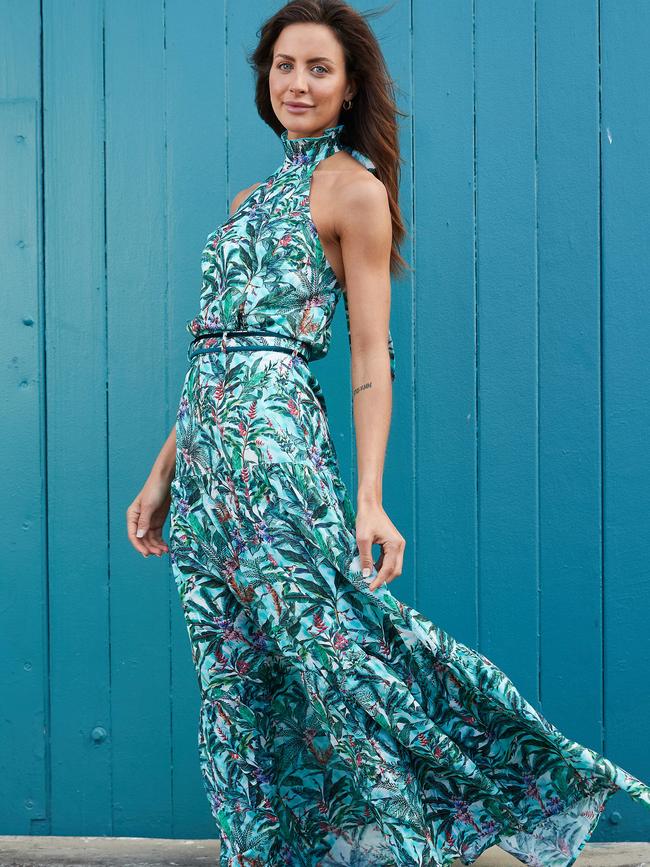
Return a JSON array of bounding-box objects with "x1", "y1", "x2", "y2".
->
[
  {"x1": 169, "y1": 125, "x2": 649, "y2": 866},
  {"x1": 187, "y1": 124, "x2": 395, "y2": 377}
]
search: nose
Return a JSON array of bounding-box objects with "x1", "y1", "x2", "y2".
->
[{"x1": 289, "y1": 67, "x2": 308, "y2": 93}]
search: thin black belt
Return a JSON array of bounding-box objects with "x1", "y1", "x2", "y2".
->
[{"x1": 187, "y1": 328, "x2": 310, "y2": 363}]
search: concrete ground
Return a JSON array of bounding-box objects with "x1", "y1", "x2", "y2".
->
[{"x1": 0, "y1": 837, "x2": 648, "y2": 866}]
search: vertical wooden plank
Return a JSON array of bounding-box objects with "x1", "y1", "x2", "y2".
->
[
  {"x1": 0, "y1": 98, "x2": 48, "y2": 835},
  {"x1": 474, "y1": 0, "x2": 539, "y2": 696},
  {"x1": 601, "y1": 0, "x2": 650, "y2": 836},
  {"x1": 535, "y1": 0, "x2": 604, "y2": 767},
  {"x1": 104, "y1": 0, "x2": 172, "y2": 834},
  {"x1": 43, "y1": 0, "x2": 112, "y2": 833},
  {"x1": 353, "y1": 1, "x2": 416, "y2": 610},
  {"x1": 0, "y1": 0, "x2": 48, "y2": 836},
  {"x1": 0, "y1": 0, "x2": 41, "y2": 100},
  {"x1": 165, "y1": 0, "x2": 227, "y2": 838},
  {"x1": 412, "y1": 1, "x2": 478, "y2": 638},
  {"x1": 227, "y1": 1, "x2": 282, "y2": 197}
]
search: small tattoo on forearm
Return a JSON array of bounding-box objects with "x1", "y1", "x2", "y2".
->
[{"x1": 353, "y1": 380, "x2": 373, "y2": 397}]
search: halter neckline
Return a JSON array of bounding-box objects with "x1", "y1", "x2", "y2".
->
[{"x1": 280, "y1": 123, "x2": 344, "y2": 168}]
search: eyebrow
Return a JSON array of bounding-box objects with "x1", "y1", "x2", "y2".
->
[{"x1": 275, "y1": 53, "x2": 335, "y2": 63}]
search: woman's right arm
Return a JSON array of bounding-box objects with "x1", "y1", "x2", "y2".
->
[
  {"x1": 126, "y1": 423, "x2": 176, "y2": 558},
  {"x1": 148, "y1": 423, "x2": 177, "y2": 489},
  {"x1": 127, "y1": 179, "x2": 254, "y2": 558}
]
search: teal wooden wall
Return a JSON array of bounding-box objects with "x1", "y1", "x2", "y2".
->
[{"x1": 1, "y1": 0, "x2": 648, "y2": 843}]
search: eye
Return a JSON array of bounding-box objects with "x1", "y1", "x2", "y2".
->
[{"x1": 275, "y1": 61, "x2": 329, "y2": 74}]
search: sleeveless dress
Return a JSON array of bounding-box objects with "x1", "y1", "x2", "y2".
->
[{"x1": 169, "y1": 124, "x2": 650, "y2": 867}]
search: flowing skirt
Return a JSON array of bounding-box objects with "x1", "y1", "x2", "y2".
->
[{"x1": 169, "y1": 348, "x2": 650, "y2": 867}]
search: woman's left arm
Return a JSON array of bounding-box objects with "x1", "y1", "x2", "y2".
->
[{"x1": 337, "y1": 173, "x2": 405, "y2": 592}]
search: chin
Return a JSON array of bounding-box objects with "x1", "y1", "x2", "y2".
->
[{"x1": 283, "y1": 118, "x2": 323, "y2": 136}]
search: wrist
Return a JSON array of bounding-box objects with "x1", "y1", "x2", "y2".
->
[
  {"x1": 152, "y1": 457, "x2": 176, "y2": 486},
  {"x1": 357, "y1": 483, "x2": 382, "y2": 507}
]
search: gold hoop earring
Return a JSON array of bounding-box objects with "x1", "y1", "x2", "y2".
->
[{"x1": 342, "y1": 98, "x2": 353, "y2": 110}]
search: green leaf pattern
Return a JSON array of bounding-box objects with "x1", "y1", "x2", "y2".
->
[{"x1": 169, "y1": 125, "x2": 649, "y2": 866}]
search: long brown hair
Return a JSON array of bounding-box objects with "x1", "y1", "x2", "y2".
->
[{"x1": 248, "y1": 0, "x2": 410, "y2": 278}]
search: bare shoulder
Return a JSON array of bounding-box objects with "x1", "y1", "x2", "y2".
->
[
  {"x1": 328, "y1": 151, "x2": 389, "y2": 231},
  {"x1": 229, "y1": 181, "x2": 263, "y2": 215}
]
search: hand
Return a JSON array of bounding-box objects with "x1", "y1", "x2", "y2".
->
[
  {"x1": 355, "y1": 501, "x2": 405, "y2": 591},
  {"x1": 126, "y1": 473, "x2": 172, "y2": 558}
]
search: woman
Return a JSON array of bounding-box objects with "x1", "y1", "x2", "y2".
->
[{"x1": 126, "y1": 1, "x2": 650, "y2": 865}]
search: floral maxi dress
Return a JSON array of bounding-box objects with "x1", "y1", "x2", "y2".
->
[{"x1": 168, "y1": 124, "x2": 650, "y2": 867}]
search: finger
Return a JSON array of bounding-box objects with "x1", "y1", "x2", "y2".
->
[
  {"x1": 126, "y1": 505, "x2": 150, "y2": 557},
  {"x1": 135, "y1": 506, "x2": 156, "y2": 555},
  {"x1": 148, "y1": 530, "x2": 169, "y2": 557},
  {"x1": 141, "y1": 533, "x2": 165, "y2": 557},
  {"x1": 369, "y1": 546, "x2": 400, "y2": 590},
  {"x1": 140, "y1": 532, "x2": 164, "y2": 557},
  {"x1": 379, "y1": 541, "x2": 405, "y2": 586},
  {"x1": 128, "y1": 525, "x2": 155, "y2": 557},
  {"x1": 371, "y1": 537, "x2": 405, "y2": 590},
  {"x1": 356, "y1": 535, "x2": 375, "y2": 578},
  {"x1": 127, "y1": 505, "x2": 160, "y2": 557}
]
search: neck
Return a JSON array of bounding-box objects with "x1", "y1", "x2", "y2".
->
[{"x1": 280, "y1": 123, "x2": 345, "y2": 169}]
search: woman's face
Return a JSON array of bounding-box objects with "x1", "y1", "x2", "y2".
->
[{"x1": 269, "y1": 22, "x2": 355, "y2": 139}]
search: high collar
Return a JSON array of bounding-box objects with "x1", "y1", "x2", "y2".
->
[{"x1": 280, "y1": 123, "x2": 345, "y2": 168}]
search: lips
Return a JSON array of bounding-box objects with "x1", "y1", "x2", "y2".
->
[{"x1": 285, "y1": 102, "x2": 312, "y2": 108}]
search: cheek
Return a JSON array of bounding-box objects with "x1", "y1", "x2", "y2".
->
[
  {"x1": 312, "y1": 79, "x2": 345, "y2": 100},
  {"x1": 268, "y1": 70, "x2": 283, "y2": 95}
]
